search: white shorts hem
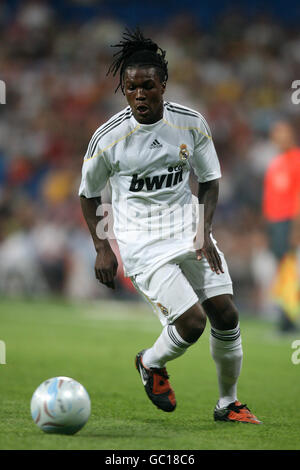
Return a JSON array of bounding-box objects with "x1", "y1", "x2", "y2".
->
[
  {"x1": 167, "y1": 293, "x2": 199, "y2": 325},
  {"x1": 198, "y1": 283, "x2": 233, "y2": 304}
]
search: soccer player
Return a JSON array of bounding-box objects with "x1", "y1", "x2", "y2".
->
[{"x1": 79, "y1": 29, "x2": 261, "y2": 423}]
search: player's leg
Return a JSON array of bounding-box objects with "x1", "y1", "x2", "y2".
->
[
  {"x1": 180, "y1": 245, "x2": 261, "y2": 423},
  {"x1": 173, "y1": 302, "x2": 207, "y2": 343},
  {"x1": 142, "y1": 301, "x2": 206, "y2": 368},
  {"x1": 135, "y1": 301, "x2": 205, "y2": 412},
  {"x1": 202, "y1": 293, "x2": 261, "y2": 423},
  {"x1": 202, "y1": 294, "x2": 242, "y2": 408},
  {"x1": 132, "y1": 262, "x2": 206, "y2": 412}
]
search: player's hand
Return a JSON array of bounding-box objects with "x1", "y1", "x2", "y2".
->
[
  {"x1": 94, "y1": 247, "x2": 118, "y2": 289},
  {"x1": 195, "y1": 234, "x2": 224, "y2": 275}
]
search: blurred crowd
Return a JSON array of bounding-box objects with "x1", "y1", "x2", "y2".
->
[{"x1": 0, "y1": 0, "x2": 299, "y2": 316}]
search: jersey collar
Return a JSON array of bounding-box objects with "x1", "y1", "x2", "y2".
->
[{"x1": 130, "y1": 111, "x2": 164, "y2": 130}]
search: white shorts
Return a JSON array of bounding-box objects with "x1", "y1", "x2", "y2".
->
[{"x1": 130, "y1": 242, "x2": 233, "y2": 326}]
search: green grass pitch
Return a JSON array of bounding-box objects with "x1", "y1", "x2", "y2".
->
[{"x1": 0, "y1": 296, "x2": 299, "y2": 450}]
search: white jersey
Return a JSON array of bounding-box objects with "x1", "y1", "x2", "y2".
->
[{"x1": 79, "y1": 101, "x2": 221, "y2": 276}]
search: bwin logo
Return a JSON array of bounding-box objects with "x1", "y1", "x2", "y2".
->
[{"x1": 129, "y1": 166, "x2": 184, "y2": 192}]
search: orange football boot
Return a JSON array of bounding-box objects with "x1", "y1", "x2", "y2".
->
[
  {"x1": 135, "y1": 350, "x2": 176, "y2": 412},
  {"x1": 214, "y1": 400, "x2": 262, "y2": 424}
]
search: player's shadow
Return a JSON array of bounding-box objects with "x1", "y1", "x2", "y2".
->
[
  {"x1": 85, "y1": 417, "x2": 214, "y2": 438},
  {"x1": 141, "y1": 417, "x2": 214, "y2": 432}
]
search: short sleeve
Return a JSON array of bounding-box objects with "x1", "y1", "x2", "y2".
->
[
  {"x1": 78, "y1": 136, "x2": 111, "y2": 198},
  {"x1": 190, "y1": 116, "x2": 221, "y2": 183}
]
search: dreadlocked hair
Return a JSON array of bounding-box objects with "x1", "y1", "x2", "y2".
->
[{"x1": 107, "y1": 27, "x2": 168, "y2": 94}]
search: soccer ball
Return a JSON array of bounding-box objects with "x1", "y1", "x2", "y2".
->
[{"x1": 30, "y1": 376, "x2": 91, "y2": 435}]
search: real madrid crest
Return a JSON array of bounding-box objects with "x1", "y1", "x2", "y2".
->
[
  {"x1": 179, "y1": 143, "x2": 189, "y2": 161},
  {"x1": 157, "y1": 303, "x2": 169, "y2": 316}
]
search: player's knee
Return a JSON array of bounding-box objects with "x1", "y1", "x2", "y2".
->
[
  {"x1": 174, "y1": 304, "x2": 206, "y2": 343},
  {"x1": 217, "y1": 303, "x2": 239, "y2": 330},
  {"x1": 186, "y1": 312, "x2": 206, "y2": 342},
  {"x1": 203, "y1": 295, "x2": 239, "y2": 331}
]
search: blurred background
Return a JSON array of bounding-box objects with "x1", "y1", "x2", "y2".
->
[{"x1": 0, "y1": 0, "x2": 299, "y2": 325}]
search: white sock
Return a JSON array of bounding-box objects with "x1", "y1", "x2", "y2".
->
[
  {"x1": 210, "y1": 323, "x2": 243, "y2": 409},
  {"x1": 142, "y1": 324, "x2": 192, "y2": 369}
]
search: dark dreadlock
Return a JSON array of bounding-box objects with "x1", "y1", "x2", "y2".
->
[{"x1": 107, "y1": 27, "x2": 168, "y2": 94}]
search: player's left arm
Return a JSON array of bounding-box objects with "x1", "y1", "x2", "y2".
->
[
  {"x1": 190, "y1": 115, "x2": 223, "y2": 274},
  {"x1": 196, "y1": 178, "x2": 224, "y2": 274}
]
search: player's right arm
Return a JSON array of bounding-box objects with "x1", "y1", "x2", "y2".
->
[
  {"x1": 80, "y1": 195, "x2": 118, "y2": 289},
  {"x1": 78, "y1": 133, "x2": 118, "y2": 289}
]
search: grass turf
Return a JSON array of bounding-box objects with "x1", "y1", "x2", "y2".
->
[{"x1": 0, "y1": 296, "x2": 299, "y2": 450}]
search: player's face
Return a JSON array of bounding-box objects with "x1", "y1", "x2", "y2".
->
[{"x1": 124, "y1": 67, "x2": 166, "y2": 124}]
